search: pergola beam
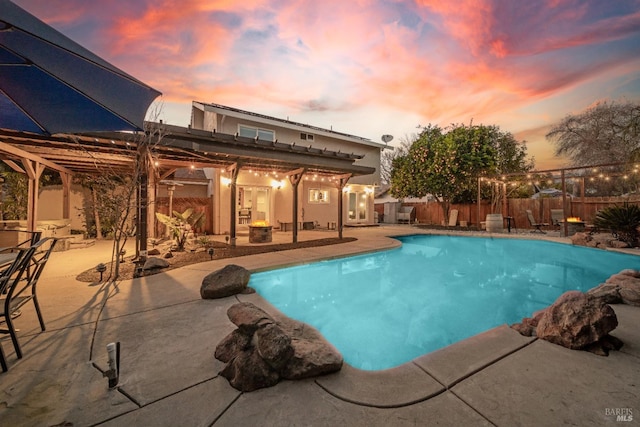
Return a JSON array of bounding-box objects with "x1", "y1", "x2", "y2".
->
[{"x1": 0, "y1": 141, "x2": 73, "y2": 175}]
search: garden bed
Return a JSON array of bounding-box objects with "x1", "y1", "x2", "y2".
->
[{"x1": 76, "y1": 237, "x2": 357, "y2": 282}]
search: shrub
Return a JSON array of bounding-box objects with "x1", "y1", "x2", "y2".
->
[
  {"x1": 155, "y1": 208, "x2": 204, "y2": 251},
  {"x1": 593, "y1": 202, "x2": 640, "y2": 246}
]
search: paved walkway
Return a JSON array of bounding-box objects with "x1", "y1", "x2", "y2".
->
[{"x1": 0, "y1": 226, "x2": 638, "y2": 426}]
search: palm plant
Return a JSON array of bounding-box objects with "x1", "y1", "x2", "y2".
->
[
  {"x1": 155, "y1": 208, "x2": 205, "y2": 251},
  {"x1": 593, "y1": 202, "x2": 640, "y2": 246}
]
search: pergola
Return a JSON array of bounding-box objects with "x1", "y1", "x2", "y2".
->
[
  {"x1": 478, "y1": 161, "x2": 639, "y2": 236},
  {"x1": 0, "y1": 122, "x2": 375, "y2": 256}
]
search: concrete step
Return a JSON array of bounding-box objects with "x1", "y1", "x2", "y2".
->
[{"x1": 69, "y1": 238, "x2": 96, "y2": 249}]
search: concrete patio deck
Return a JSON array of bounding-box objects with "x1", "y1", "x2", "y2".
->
[{"x1": 0, "y1": 225, "x2": 638, "y2": 426}]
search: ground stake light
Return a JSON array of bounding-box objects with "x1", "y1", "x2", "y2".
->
[
  {"x1": 96, "y1": 263, "x2": 107, "y2": 282},
  {"x1": 103, "y1": 342, "x2": 120, "y2": 389}
]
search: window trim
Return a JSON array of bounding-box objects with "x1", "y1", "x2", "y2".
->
[
  {"x1": 309, "y1": 188, "x2": 330, "y2": 204},
  {"x1": 238, "y1": 124, "x2": 275, "y2": 141}
]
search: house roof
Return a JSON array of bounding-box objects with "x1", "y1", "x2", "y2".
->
[
  {"x1": 193, "y1": 101, "x2": 388, "y2": 150},
  {"x1": 0, "y1": 122, "x2": 376, "y2": 178},
  {"x1": 174, "y1": 168, "x2": 208, "y2": 180}
]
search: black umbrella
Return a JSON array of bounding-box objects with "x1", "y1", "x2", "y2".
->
[{"x1": 0, "y1": 0, "x2": 161, "y2": 134}]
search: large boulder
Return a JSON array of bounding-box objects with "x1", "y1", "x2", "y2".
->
[
  {"x1": 227, "y1": 302, "x2": 274, "y2": 333},
  {"x1": 605, "y1": 269, "x2": 640, "y2": 306},
  {"x1": 256, "y1": 324, "x2": 294, "y2": 371},
  {"x1": 536, "y1": 291, "x2": 619, "y2": 352},
  {"x1": 586, "y1": 283, "x2": 623, "y2": 304},
  {"x1": 280, "y1": 337, "x2": 344, "y2": 380},
  {"x1": 214, "y1": 329, "x2": 251, "y2": 363},
  {"x1": 200, "y1": 264, "x2": 251, "y2": 299},
  {"x1": 510, "y1": 309, "x2": 546, "y2": 337},
  {"x1": 571, "y1": 232, "x2": 625, "y2": 249},
  {"x1": 586, "y1": 269, "x2": 640, "y2": 306},
  {"x1": 142, "y1": 256, "x2": 170, "y2": 270},
  {"x1": 214, "y1": 302, "x2": 343, "y2": 392},
  {"x1": 220, "y1": 349, "x2": 280, "y2": 392}
]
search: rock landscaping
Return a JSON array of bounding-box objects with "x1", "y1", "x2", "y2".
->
[
  {"x1": 200, "y1": 264, "x2": 251, "y2": 299},
  {"x1": 215, "y1": 302, "x2": 343, "y2": 392},
  {"x1": 198, "y1": 264, "x2": 343, "y2": 392},
  {"x1": 570, "y1": 232, "x2": 630, "y2": 249},
  {"x1": 512, "y1": 268, "x2": 640, "y2": 355}
]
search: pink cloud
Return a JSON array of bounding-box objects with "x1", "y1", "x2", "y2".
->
[{"x1": 13, "y1": 0, "x2": 640, "y2": 169}]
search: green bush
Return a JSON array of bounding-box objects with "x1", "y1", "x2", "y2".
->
[
  {"x1": 593, "y1": 202, "x2": 640, "y2": 246},
  {"x1": 155, "y1": 208, "x2": 204, "y2": 251}
]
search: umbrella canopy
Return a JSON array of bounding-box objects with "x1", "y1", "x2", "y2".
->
[{"x1": 0, "y1": 0, "x2": 161, "y2": 134}]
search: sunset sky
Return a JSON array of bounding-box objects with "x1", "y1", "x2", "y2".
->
[{"x1": 14, "y1": 0, "x2": 640, "y2": 169}]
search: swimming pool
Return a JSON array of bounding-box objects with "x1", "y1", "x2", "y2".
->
[{"x1": 249, "y1": 235, "x2": 640, "y2": 370}]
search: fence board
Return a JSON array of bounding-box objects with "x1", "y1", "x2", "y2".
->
[
  {"x1": 377, "y1": 197, "x2": 640, "y2": 230},
  {"x1": 155, "y1": 197, "x2": 212, "y2": 235}
]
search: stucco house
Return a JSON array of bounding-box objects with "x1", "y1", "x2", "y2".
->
[
  {"x1": 4, "y1": 101, "x2": 385, "y2": 249},
  {"x1": 188, "y1": 102, "x2": 387, "y2": 234}
]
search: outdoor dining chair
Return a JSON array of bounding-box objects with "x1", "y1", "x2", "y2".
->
[
  {"x1": 526, "y1": 210, "x2": 549, "y2": 234},
  {"x1": 0, "y1": 238, "x2": 57, "y2": 365},
  {"x1": 0, "y1": 246, "x2": 33, "y2": 372}
]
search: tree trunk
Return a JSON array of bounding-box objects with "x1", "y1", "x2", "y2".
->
[
  {"x1": 439, "y1": 199, "x2": 450, "y2": 225},
  {"x1": 92, "y1": 186, "x2": 103, "y2": 239}
]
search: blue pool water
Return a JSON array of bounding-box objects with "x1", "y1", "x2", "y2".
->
[{"x1": 249, "y1": 235, "x2": 640, "y2": 370}]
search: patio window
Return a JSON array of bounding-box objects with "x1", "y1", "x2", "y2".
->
[
  {"x1": 239, "y1": 124, "x2": 275, "y2": 142},
  {"x1": 309, "y1": 189, "x2": 329, "y2": 204}
]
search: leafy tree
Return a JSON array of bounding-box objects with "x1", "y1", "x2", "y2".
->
[
  {"x1": 0, "y1": 166, "x2": 63, "y2": 220},
  {"x1": 546, "y1": 101, "x2": 640, "y2": 166},
  {"x1": 0, "y1": 171, "x2": 28, "y2": 220},
  {"x1": 390, "y1": 123, "x2": 533, "y2": 220},
  {"x1": 73, "y1": 119, "x2": 167, "y2": 280}
]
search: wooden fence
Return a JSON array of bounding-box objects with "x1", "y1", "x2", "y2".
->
[
  {"x1": 376, "y1": 197, "x2": 640, "y2": 230},
  {"x1": 155, "y1": 197, "x2": 213, "y2": 235}
]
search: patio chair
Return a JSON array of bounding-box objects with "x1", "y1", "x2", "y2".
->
[
  {"x1": 0, "y1": 246, "x2": 33, "y2": 372},
  {"x1": 550, "y1": 209, "x2": 564, "y2": 229},
  {"x1": 0, "y1": 238, "x2": 57, "y2": 363},
  {"x1": 526, "y1": 210, "x2": 549, "y2": 234},
  {"x1": 397, "y1": 206, "x2": 414, "y2": 224}
]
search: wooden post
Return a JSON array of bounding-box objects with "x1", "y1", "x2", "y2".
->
[
  {"x1": 561, "y1": 169, "x2": 568, "y2": 237},
  {"x1": 336, "y1": 174, "x2": 351, "y2": 239},
  {"x1": 228, "y1": 163, "x2": 239, "y2": 247},
  {"x1": 60, "y1": 172, "x2": 71, "y2": 221},
  {"x1": 581, "y1": 176, "x2": 586, "y2": 222},
  {"x1": 477, "y1": 177, "x2": 482, "y2": 230},
  {"x1": 166, "y1": 184, "x2": 175, "y2": 238},
  {"x1": 502, "y1": 182, "x2": 507, "y2": 217},
  {"x1": 21, "y1": 159, "x2": 44, "y2": 233},
  {"x1": 287, "y1": 168, "x2": 305, "y2": 243},
  {"x1": 137, "y1": 144, "x2": 149, "y2": 262}
]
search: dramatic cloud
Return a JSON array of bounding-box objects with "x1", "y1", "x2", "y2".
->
[{"x1": 14, "y1": 0, "x2": 640, "y2": 168}]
